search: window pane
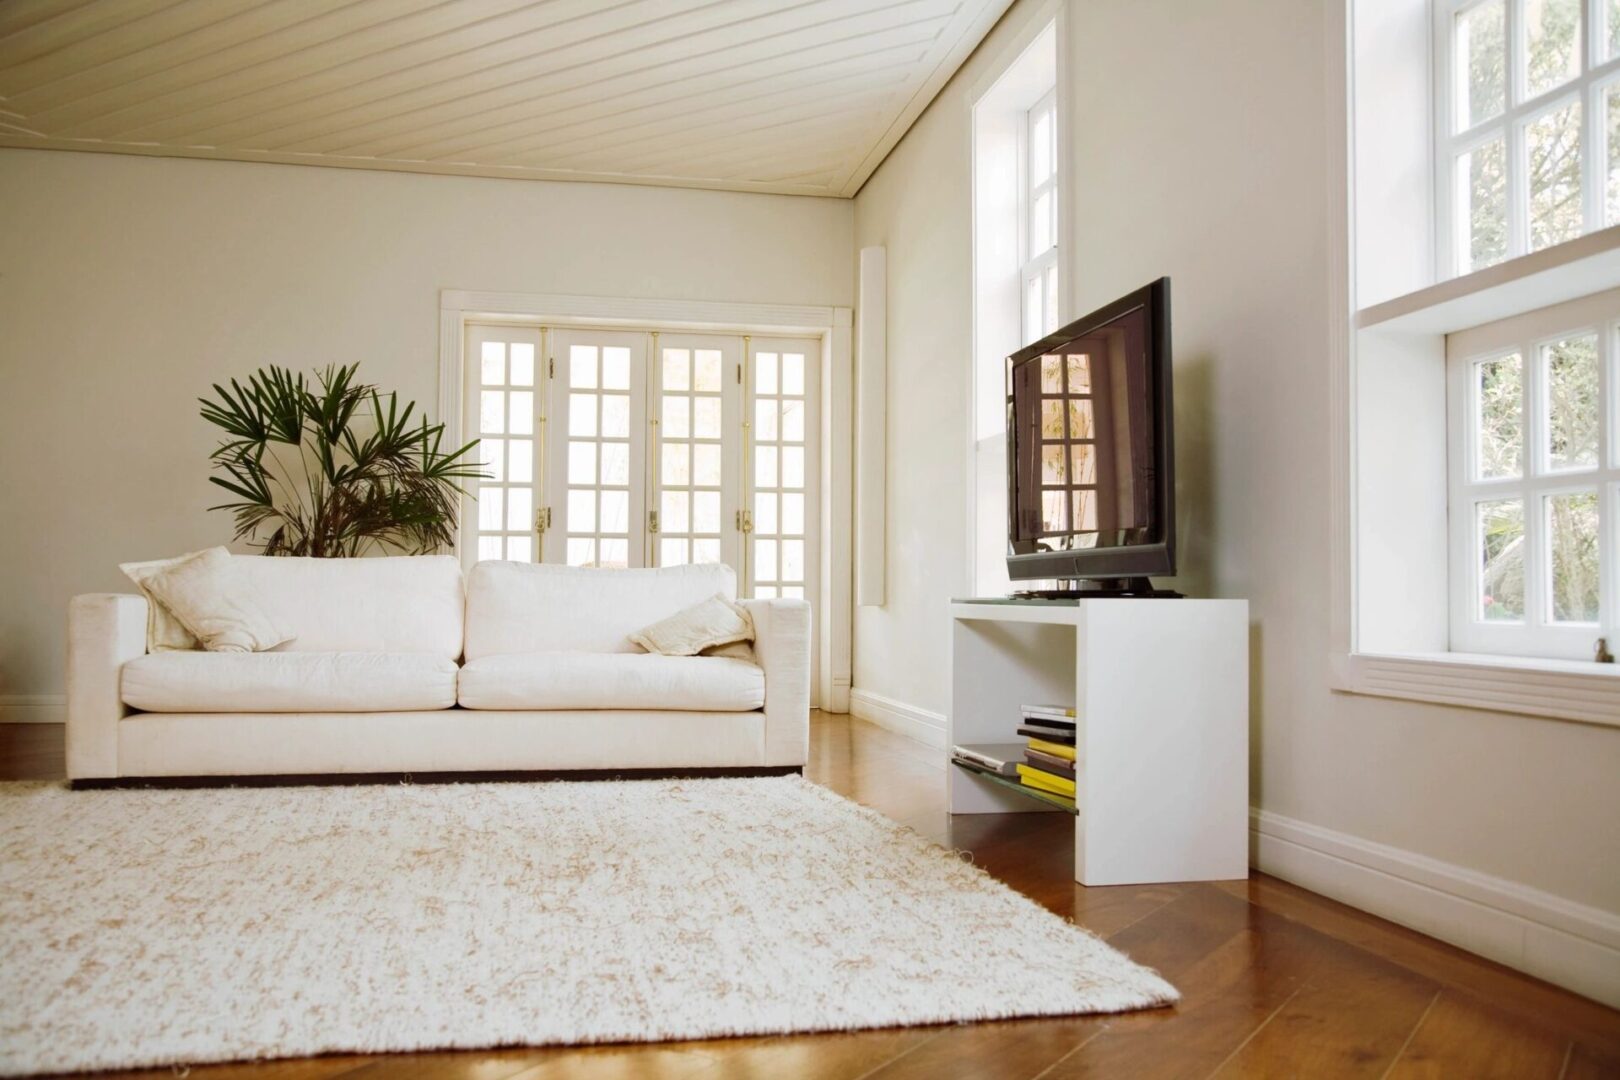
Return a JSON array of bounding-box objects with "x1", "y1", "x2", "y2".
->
[
  {"x1": 569, "y1": 393, "x2": 596, "y2": 437},
  {"x1": 1544, "y1": 333, "x2": 1600, "y2": 469},
  {"x1": 599, "y1": 539, "x2": 629, "y2": 569},
  {"x1": 782, "y1": 492, "x2": 804, "y2": 535},
  {"x1": 1607, "y1": 84, "x2": 1620, "y2": 225},
  {"x1": 568, "y1": 488, "x2": 596, "y2": 532},
  {"x1": 694, "y1": 396, "x2": 722, "y2": 438},
  {"x1": 693, "y1": 491, "x2": 721, "y2": 533},
  {"x1": 508, "y1": 391, "x2": 533, "y2": 435},
  {"x1": 1546, "y1": 491, "x2": 1600, "y2": 622},
  {"x1": 661, "y1": 538, "x2": 689, "y2": 567},
  {"x1": 755, "y1": 398, "x2": 779, "y2": 440},
  {"x1": 478, "y1": 536, "x2": 502, "y2": 562},
  {"x1": 1460, "y1": 138, "x2": 1508, "y2": 271},
  {"x1": 1478, "y1": 498, "x2": 1525, "y2": 621},
  {"x1": 1041, "y1": 490, "x2": 1067, "y2": 532},
  {"x1": 756, "y1": 353, "x2": 778, "y2": 394},
  {"x1": 1030, "y1": 107, "x2": 1051, "y2": 184},
  {"x1": 1042, "y1": 444, "x2": 1066, "y2": 484},
  {"x1": 568, "y1": 441, "x2": 596, "y2": 484},
  {"x1": 567, "y1": 538, "x2": 595, "y2": 567},
  {"x1": 601, "y1": 347, "x2": 630, "y2": 390},
  {"x1": 1044, "y1": 266, "x2": 1059, "y2": 334},
  {"x1": 755, "y1": 492, "x2": 778, "y2": 535},
  {"x1": 1071, "y1": 444, "x2": 1096, "y2": 484},
  {"x1": 509, "y1": 343, "x2": 534, "y2": 386},
  {"x1": 480, "y1": 390, "x2": 505, "y2": 435},
  {"x1": 478, "y1": 487, "x2": 503, "y2": 531},
  {"x1": 782, "y1": 399, "x2": 805, "y2": 442},
  {"x1": 755, "y1": 539, "x2": 778, "y2": 581},
  {"x1": 782, "y1": 353, "x2": 805, "y2": 396},
  {"x1": 782, "y1": 539, "x2": 804, "y2": 581},
  {"x1": 755, "y1": 445, "x2": 778, "y2": 487},
  {"x1": 662, "y1": 490, "x2": 690, "y2": 533},
  {"x1": 782, "y1": 447, "x2": 805, "y2": 489},
  {"x1": 480, "y1": 341, "x2": 504, "y2": 385},
  {"x1": 506, "y1": 485, "x2": 531, "y2": 532},
  {"x1": 693, "y1": 537, "x2": 721, "y2": 563},
  {"x1": 1457, "y1": 0, "x2": 1506, "y2": 129},
  {"x1": 506, "y1": 535, "x2": 531, "y2": 562},
  {"x1": 479, "y1": 438, "x2": 504, "y2": 483},
  {"x1": 570, "y1": 346, "x2": 597, "y2": 389},
  {"x1": 1026, "y1": 275, "x2": 1043, "y2": 344},
  {"x1": 1525, "y1": 0, "x2": 1580, "y2": 99},
  {"x1": 508, "y1": 439, "x2": 532, "y2": 484},
  {"x1": 600, "y1": 394, "x2": 630, "y2": 438},
  {"x1": 693, "y1": 443, "x2": 721, "y2": 486},
  {"x1": 600, "y1": 490, "x2": 629, "y2": 532},
  {"x1": 1031, "y1": 190, "x2": 1053, "y2": 254},
  {"x1": 1528, "y1": 99, "x2": 1582, "y2": 252},
  {"x1": 1474, "y1": 353, "x2": 1523, "y2": 479},
  {"x1": 663, "y1": 395, "x2": 689, "y2": 438},
  {"x1": 662, "y1": 443, "x2": 690, "y2": 485},
  {"x1": 600, "y1": 442, "x2": 630, "y2": 486},
  {"x1": 1611, "y1": 0, "x2": 1620, "y2": 58},
  {"x1": 694, "y1": 349, "x2": 723, "y2": 392},
  {"x1": 662, "y1": 348, "x2": 690, "y2": 392}
]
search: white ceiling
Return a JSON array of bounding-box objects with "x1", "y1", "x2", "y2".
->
[{"x1": 0, "y1": 0, "x2": 1011, "y2": 198}]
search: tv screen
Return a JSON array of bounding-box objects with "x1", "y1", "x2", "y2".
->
[{"x1": 1005, "y1": 278, "x2": 1174, "y2": 583}]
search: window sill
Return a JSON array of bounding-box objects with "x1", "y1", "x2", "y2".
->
[
  {"x1": 1331, "y1": 651, "x2": 1620, "y2": 728},
  {"x1": 1357, "y1": 224, "x2": 1620, "y2": 335}
]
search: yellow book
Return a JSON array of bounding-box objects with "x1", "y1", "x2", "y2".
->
[
  {"x1": 1017, "y1": 764, "x2": 1077, "y2": 797},
  {"x1": 1025, "y1": 736, "x2": 1076, "y2": 762}
]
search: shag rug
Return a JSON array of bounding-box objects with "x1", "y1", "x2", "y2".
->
[{"x1": 0, "y1": 775, "x2": 1175, "y2": 1076}]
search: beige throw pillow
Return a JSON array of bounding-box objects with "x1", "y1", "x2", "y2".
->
[
  {"x1": 120, "y1": 550, "x2": 207, "y2": 652},
  {"x1": 136, "y1": 547, "x2": 291, "y2": 653},
  {"x1": 630, "y1": 594, "x2": 754, "y2": 657}
]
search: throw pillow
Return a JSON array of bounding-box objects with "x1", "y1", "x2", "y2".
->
[
  {"x1": 120, "y1": 550, "x2": 208, "y2": 652},
  {"x1": 136, "y1": 547, "x2": 291, "y2": 653},
  {"x1": 701, "y1": 639, "x2": 758, "y2": 663},
  {"x1": 630, "y1": 593, "x2": 754, "y2": 656}
]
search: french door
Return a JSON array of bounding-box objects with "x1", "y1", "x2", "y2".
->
[{"x1": 463, "y1": 324, "x2": 819, "y2": 605}]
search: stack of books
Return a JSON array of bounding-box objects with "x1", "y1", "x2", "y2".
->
[{"x1": 1015, "y1": 705, "x2": 1077, "y2": 804}]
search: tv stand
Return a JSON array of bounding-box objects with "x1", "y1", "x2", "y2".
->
[
  {"x1": 1010, "y1": 577, "x2": 1183, "y2": 600},
  {"x1": 949, "y1": 598, "x2": 1248, "y2": 884}
]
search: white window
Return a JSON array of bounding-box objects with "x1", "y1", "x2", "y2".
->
[
  {"x1": 462, "y1": 324, "x2": 818, "y2": 605},
  {"x1": 1436, "y1": 0, "x2": 1620, "y2": 279},
  {"x1": 1447, "y1": 288, "x2": 1618, "y2": 659},
  {"x1": 1021, "y1": 89, "x2": 1060, "y2": 344}
]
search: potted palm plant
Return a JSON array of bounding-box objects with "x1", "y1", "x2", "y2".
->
[{"x1": 200, "y1": 363, "x2": 485, "y2": 556}]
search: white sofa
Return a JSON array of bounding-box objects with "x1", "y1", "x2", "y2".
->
[{"x1": 67, "y1": 557, "x2": 810, "y2": 781}]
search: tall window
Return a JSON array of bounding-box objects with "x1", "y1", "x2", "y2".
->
[
  {"x1": 1437, "y1": 0, "x2": 1620, "y2": 279},
  {"x1": 1447, "y1": 289, "x2": 1617, "y2": 659},
  {"x1": 1022, "y1": 89, "x2": 1060, "y2": 343}
]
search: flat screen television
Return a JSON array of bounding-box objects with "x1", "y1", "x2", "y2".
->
[{"x1": 1005, "y1": 278, "x2": 1175, "y2": 593}]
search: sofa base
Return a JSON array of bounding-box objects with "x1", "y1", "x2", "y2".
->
[
  {"x1": 85, "y1": 708, "x2": 797, "y2": 780},
  {"x1": 72, "y1": 764, "x2": 804, "y2": 789}
]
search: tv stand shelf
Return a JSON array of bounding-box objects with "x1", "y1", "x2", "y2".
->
[{"x1": 949, "y1": 598, "x2": 1249, "y2": 885}]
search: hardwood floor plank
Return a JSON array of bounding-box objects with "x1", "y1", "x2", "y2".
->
[
  {"x1": 1210, "y1": 946, "x2": 1439, "y2": 1077},
  {"x1": 1561, "y1": 1041, "x2": 1620, "y2": 1079},
  {"x1": 1384, "y1": 992, "x2": 1571, "y2": 1079},
  {"x1": 860, "y1": 1018, "x2": 1108, "y2": 1080}
]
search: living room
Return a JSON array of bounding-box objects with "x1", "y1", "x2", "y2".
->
[{"x1": 1, "y1": 1, "x2": 1617, "y2": 1077}]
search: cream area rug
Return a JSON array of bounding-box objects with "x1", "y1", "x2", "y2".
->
[{"x1": 0, "y1": 775, "x2": 1175, "y2": 1076}]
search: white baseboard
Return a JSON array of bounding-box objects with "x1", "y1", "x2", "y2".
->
[
  {"x1": 1251, "y1": 807, "x2": 1620, "y2": 1008},
  {"x1": 0, "y1": 695, "x2": 64, "y2": 724},
  {"x1": 849, "y1": 688, "x2": 946, "y2": 749}
]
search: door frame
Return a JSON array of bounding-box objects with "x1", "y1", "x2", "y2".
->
[{"x1": 439, "y1": 289, "x2": 854, "y2": 714}]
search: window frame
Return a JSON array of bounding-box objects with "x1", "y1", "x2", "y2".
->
[
  {"x1": 1434, "y1": 0, "x2": 1620, "y2": 281},
  {"x1": 1445, "y1": 288, "x2": 1619, "y2": 660}
]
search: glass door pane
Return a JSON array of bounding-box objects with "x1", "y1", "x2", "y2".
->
[
  {"x1": 650, "y1": 334, "x2": 743, "y2": 575},
  {"x1": 464, "y1": 324, "x2": 542, "y2": 564},
  {"x1": 545, "y1": 329, "x2": 648, "y2": 568}
]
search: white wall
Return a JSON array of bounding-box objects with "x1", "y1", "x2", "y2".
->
[
  {"x1": 0, "y1": 149, "x2": 853, "y2": 702},
  {"x1": 852, "y1": 0, "x2": 1620, "y2": 995}
]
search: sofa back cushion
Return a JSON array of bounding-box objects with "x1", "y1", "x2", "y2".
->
[
  {"x1": 464, "y1": 561, "x2": 735, "y2": 659},
  {"x1": 233, "y1": 555, "x2": 464, "y2": 658}
]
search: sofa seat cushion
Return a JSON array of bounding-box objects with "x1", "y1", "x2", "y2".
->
[
  {"x1": 458, "y1": 652, "x2": 764, "y2": 712},
  {"x1": 121, "y1": 652, "x2": 458, "y2": 713}
]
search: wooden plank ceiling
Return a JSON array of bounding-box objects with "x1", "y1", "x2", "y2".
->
[{"x1": 0, "y1": 0, "x2": 1012, "y2": 198}]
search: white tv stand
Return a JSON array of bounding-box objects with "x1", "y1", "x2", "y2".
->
[{"x1": 949, "y1": 598, "x2": 1249, "y2": 885}]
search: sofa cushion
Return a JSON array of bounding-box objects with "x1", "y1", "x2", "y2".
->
[
  {"x1": 464, "y1": 561, "x2": 736, "y2": 659},
  {"x1": 231, "y1": 555, "x2": 464, "y2": 658},
  {"x1": 122, "y1": 652, "x2": 458, "y2": 713},
  {"x1": 458, "y1": 652, "x2": 764, "y2": 712}
]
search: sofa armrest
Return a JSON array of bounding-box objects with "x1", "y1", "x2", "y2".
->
[
  {"x1": 740, "y1": 598, "x2": 810, "y2": 767},
  {"x1": 67, "y1": 593, "x2": 147, "y2": 779}
]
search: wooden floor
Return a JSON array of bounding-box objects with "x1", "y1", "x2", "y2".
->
[{"x1": 4, "y1": 715, "x2": 1618, "y2": 1080}]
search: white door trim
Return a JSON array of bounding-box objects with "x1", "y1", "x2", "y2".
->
[{"x1": 440, "y1": 290, "x2": 853, "y2": 713}]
